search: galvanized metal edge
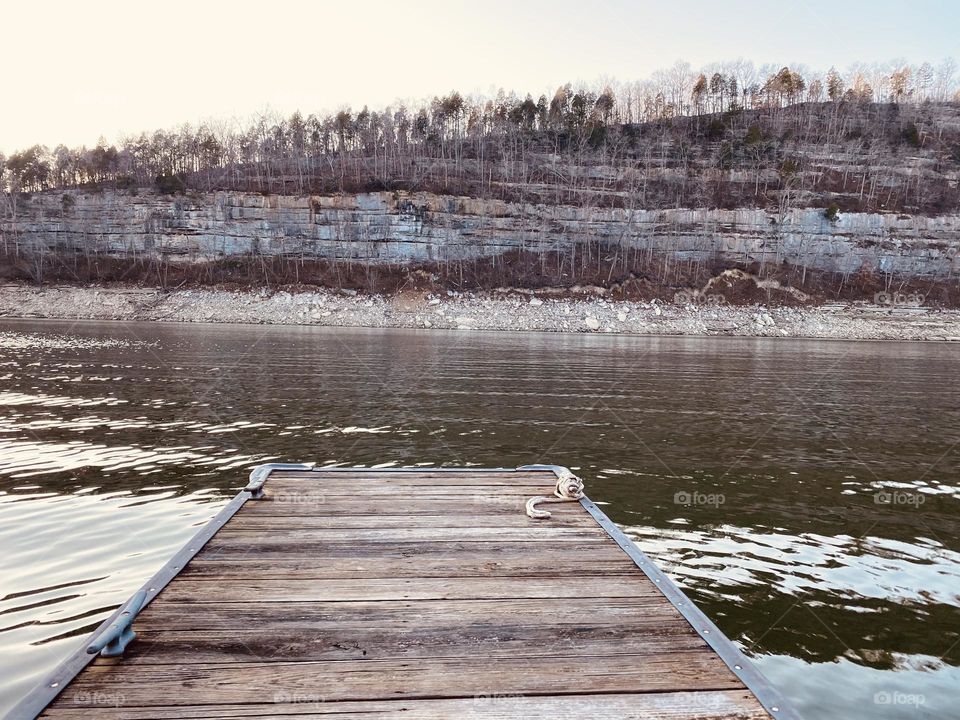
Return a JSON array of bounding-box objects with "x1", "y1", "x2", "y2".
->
[
  {"x1": 4, "y1": 463, "x2": 308, "y2": 720},
  {"x1": 518, "y1": 464, "x2": 798, "y2": 719},
  {"x1": 578, "y1": 493, "x2": 801, "y2": 720},
  {"x1": 516, "y1": 463, "x2": 572, "y2": 475}
]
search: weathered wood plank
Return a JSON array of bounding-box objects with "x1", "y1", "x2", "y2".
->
[
  {"x1": 157, "y1": 576, "x2": 660, "y2": 603},
  {"x1": 57, "y1": 653, "x2": 743, "y2": 707},
  {"x1": 264, "y1": 492, "x2": 557, "y2": 502},
  {"x1": 264, "y1": 487, "x2": 561, "y2": 498},
  {"x1": 133, "y1": 597, "x2": 689, "y2": 630},
  {"x1": 196, "y1": 538, "x2": 617, "y2": 561},
  {"x1": 244, "y1": 496, "x2": 575, "y2": 516},
  {"x1": 180, "y1": 554, "x2": 643, "y2": 579},
  {"x1": 272, "y1": 471, "x2": 555, "y2": 482},
  {"x1": 268, "y1": 470, "x2": 554, "y2": 482},
  {"x1": 184, "y1": 548, "x2": 631, "y2": 581},
  {"x1": 229, "y1": 513, "x2": 598, "y2": 529},
  {"x1": 212, "y1": 526, "x2": 611, "y2": 543},
  {"x1": 41, "y1": 690, "x2": 771, "y2": 719},
  {"x1": 111, "y1": 623, "x2": 706, "y2": 665}
]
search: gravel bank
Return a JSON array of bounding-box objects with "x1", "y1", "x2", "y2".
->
[{"x1": 1, "y1": 284, "x2": 959, "y2": 341}]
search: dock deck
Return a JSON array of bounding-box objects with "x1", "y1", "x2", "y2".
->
[{"x1": 15, "y1": 465, "x2": 794, "y2": 719}]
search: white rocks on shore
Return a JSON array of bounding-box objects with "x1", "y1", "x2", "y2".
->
[{"x1": 1, "y1": 284, "x2": 959, "y2": 342}]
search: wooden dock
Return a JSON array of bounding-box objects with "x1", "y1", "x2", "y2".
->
[{"x1": 13, "y1": 465, "x2": 795, "y2": 719}]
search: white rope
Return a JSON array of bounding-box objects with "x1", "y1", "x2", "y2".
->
[{"x1": 525, "y1": 471, "x2": 585, "y2": 520}]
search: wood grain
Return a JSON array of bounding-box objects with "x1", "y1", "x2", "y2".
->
[
  {"x1": 212, "y1": 527, "x2": 611, "y2": 545},
  {"x1": 58, "y1": 653, "x2": 742, "y2": 706},
  {"x1": 42, "y1": 690, "x2": 771, "y2": 719},
  {"x1": 158, "y1": 576, "x2": 661, "y2": 602}
]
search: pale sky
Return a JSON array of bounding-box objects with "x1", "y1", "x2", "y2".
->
[{"x1": 4, "y1": 0, "x2": 959, "y2": 153}]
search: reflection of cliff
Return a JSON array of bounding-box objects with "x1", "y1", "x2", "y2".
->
[
  {"x1": 600, "y1": 473, "x2": 960, "y2": 669},
  {"x1": 712, "y1": 589, "x2": 960, "y2": 669},
  {"x1": 632, "y1": 523, "x2": 960, "y2": 668},
  {"x1": 3, "y1": 190, "x2": 959, "y2": 277}
]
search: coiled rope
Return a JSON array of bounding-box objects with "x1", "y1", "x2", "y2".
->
[{"x1": 525, "y1": 470, "x2": 585, "y2": 519}]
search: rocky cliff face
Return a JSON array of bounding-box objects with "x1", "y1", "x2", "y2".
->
[{"x1": 2, "y1": 190, "x2": 958, "y2": 277}]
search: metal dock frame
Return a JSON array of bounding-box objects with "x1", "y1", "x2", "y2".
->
[{"x1": 7, "y1": 463, "x2": 798, "y2": 720}]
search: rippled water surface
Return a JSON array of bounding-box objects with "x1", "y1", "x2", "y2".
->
[{"x1": 0, "y1": 319, "x2": 958, "y2": 719}]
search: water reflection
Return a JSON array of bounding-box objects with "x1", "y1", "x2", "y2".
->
[{"x1": 0, "y1": 320, "x2": 958, "y2": 719}]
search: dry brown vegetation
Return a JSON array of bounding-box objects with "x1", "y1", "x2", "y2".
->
[
  {"x1": 3, "y1": 61, "x2": 960, "y2": 216},
  {"x1": 3, "y1": 248, "x2": 958, "y2": 308}
]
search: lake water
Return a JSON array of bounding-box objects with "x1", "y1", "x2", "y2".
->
[{"x1": 0, "y1": 319, "x2": 958, "y2": 719}]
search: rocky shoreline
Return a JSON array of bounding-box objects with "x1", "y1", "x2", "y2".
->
[{"x1": 1, "y1": 284, "x2": 959, "y2": 341}]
